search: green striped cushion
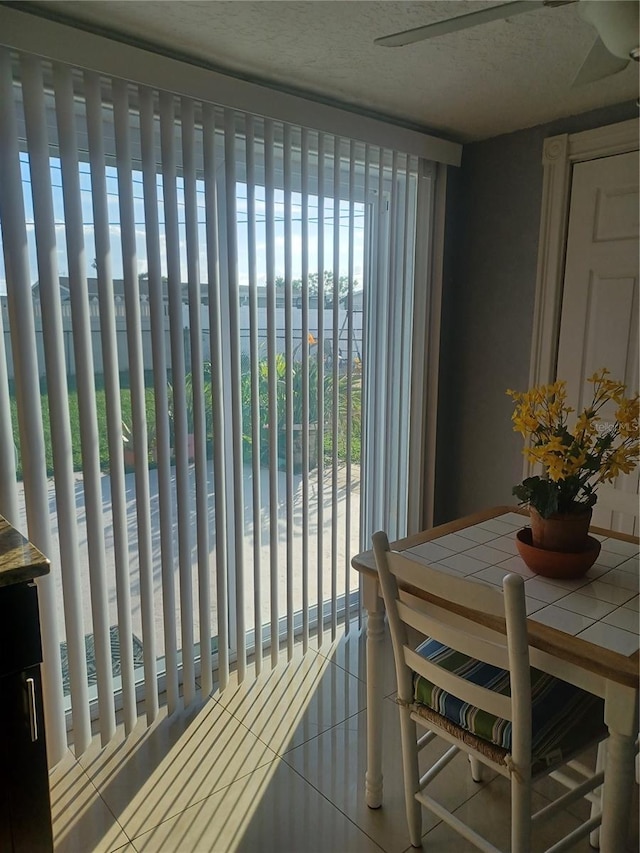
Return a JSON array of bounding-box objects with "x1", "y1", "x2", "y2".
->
[{"x1": 414, "y1": 639, "x2": 606, "y2": 771}]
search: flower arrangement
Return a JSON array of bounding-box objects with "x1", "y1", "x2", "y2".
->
[{"x1": 507, "y1": 369, "x2": 639, "y2": 519}]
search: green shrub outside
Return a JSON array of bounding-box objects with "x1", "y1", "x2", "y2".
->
[{"x1": 9, "y1": 359, "x2": 361, "y2": 479}]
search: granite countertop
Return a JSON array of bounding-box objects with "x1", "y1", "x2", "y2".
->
[{"x1": 0, "y1": 515, "x2": 50, "y2": 587}]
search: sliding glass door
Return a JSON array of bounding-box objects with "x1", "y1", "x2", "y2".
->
[{"x1": 0, "y1": 48, "x2": 426, "y2": 760}]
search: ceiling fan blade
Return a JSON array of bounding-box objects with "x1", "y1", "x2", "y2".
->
[
  {"x1": 375, "y1": 0, "x2": 552, "y2": 48},
  {"x1": 579, "y1": 1, "x2": 640, "y2": 60},
  {"x1": 572, "y1": 35, "x2": 630, "y2": 86}
]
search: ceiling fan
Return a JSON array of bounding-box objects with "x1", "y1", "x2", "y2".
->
[{"x1": 374, "y1": 1, "x2": 640, "y2": 86}]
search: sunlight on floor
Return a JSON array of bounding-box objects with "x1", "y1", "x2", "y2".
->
[{"x1": 50, "y1": 623, "x2": 639, "y2": 853}]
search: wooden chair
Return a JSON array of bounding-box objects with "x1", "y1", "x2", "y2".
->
[{"x1": 372, "y1": 530, "x2": 609, "y2": 852}]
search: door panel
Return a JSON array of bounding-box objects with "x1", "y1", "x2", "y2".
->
[{"x1": 556, "y1": 151, "x2": 639, "y2": 534}]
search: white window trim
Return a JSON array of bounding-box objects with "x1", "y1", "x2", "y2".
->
[{"x1": 406, "y1": 160, "x2": 445, "y2": 534}]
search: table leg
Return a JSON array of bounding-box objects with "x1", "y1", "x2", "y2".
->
[
  {"x1": 599, "y1": 682, "x2": 638, "y2": 852},
  {"x1": 363, "y1": 574, "x2": 385, "y2": 809},
  {"x1": 589, "y1": 739, "x2": 606, "y2": 849}
]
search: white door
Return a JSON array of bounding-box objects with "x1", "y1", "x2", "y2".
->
[{"x1": 556, "y1": 151, "x2": 639, "y2": 534}]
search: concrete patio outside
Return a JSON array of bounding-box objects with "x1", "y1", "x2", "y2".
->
[{"x1": 15, "y1": 458, "x2": 362, "y2": 699}]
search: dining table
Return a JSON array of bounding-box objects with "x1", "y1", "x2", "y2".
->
[{"x1": 351, "y1": 506, "x2": 639, "y2": 853}]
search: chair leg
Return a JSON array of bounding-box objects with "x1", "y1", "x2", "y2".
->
[
  {"x1": 399, "y1": 706, "x2": 422, "y2": 847},
  {"x1": 510, "y1": 770, "x2": 532, "y2": 853},
  {"x1": 589, "y1": 740, "x2": 607, "y2": 849},
  {"x1": 469, "y1": 755, "x2": 484, "y2": 782}
]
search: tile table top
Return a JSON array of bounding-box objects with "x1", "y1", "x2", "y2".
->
[{"x1": 403, "y1": 510, "x2": 639, "y2": 658}]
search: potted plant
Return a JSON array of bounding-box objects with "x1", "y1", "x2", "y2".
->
[
  {"x1": 121, "y1": 418, "x2": 136, "y2": 468},
  {"x1": 167, "y1": 364, "x2": 214, "y2": 462},
  {"x1": 507, "y1": 368, "x2": 639, "y2": 552},
  {"x1": 121, "y1": 417, "x2": 157, "y2": 469},
  {"x1": 254, "y1": 351, "x2": 320, "y2": 473}
]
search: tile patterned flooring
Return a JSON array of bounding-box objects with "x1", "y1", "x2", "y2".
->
[{"x1": 51, "y1": 622, "x2": 639, "y2": 852}]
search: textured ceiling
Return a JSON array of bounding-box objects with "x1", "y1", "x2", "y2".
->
[{"x1": 31, "y1": 0, "x2": 639, "y2": 142}]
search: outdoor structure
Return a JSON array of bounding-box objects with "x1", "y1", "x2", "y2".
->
[{"x1": 1, "y1": 279, "x2": 363, "y2": 381}]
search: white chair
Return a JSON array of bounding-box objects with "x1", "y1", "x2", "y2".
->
[{"x1": 372, "y1": 530, "x2": 609, "y2": 852}]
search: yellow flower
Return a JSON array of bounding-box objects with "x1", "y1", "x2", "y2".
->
[
  {"x1": 563, "y1": 451, "x2": 587, "y2": 476},
  {"x1": 615, "y1": 397, "x2": 639, "y2": 437},
  {"x1": 546, "y1": 456, "x2": 567, "y2": 482},
  {"x1": 507, "y1": 369, "x2": 639, "y2": 511},
  {"x1": 543, "y1": 435, "x2": 566, "y2": 454},
  {"x1": 572, "y1": 412, "x2": 596, "y2": 439}
]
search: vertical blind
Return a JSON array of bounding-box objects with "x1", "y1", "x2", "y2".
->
[{"x1": 0, "y1": 48, "x2": 430, "y2": 767}]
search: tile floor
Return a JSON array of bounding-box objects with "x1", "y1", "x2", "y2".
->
[{"x1": 51, "y1": 622, "x2": 639, "y2": 852}]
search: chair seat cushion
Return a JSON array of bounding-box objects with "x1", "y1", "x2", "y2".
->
[{"x1": 414, "y1": 639, "x2": 606, "y2": 771}]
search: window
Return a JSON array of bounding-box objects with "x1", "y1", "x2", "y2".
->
[{"x1": 0, "y1": 48, "x2": 433, "y2": 762}]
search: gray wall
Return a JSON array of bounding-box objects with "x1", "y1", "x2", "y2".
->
[{"x1": 435, "y1": 101, "x2": 638, "y2": 525}]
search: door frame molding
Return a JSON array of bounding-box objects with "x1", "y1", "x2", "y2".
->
[{"x1": 528, "y1": 118, "x2": 639, "y2": 390}]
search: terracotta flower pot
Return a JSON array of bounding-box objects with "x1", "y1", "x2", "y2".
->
[
  {"x1": 529, "y1": 506, "x2": 592, "y2": 553},
  {"x1": 516, "y1": 528, "x2": 600, "y2": 578}
]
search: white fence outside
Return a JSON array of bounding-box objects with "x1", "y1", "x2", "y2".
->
[{"x1": 1, "y1": 295, "x2": 364, "y2": 381}]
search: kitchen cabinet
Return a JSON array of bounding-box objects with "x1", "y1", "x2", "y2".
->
[{"x1": 0, "y1": 517, "x2": 53, "y2": 851}]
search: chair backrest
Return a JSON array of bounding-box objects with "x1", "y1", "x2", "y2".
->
[{"x1": 372, "y1": 530, "x2": 532, "y2": 766}]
